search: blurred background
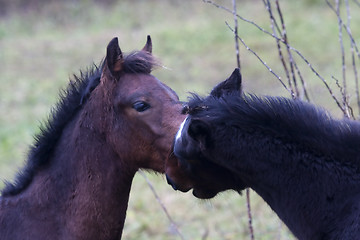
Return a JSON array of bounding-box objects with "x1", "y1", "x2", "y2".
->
[{"x1": 1, "y1": 0, "x2": 359, "y2": 239}]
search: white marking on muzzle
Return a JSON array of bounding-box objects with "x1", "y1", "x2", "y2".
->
[{"x1": 175, "y1": 116, "x2": 188, "y2": 141}]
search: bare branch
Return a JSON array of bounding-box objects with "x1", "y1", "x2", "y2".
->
[
  {"x1": 345, "y1": 0, "x2": 360, "y2": 118},
  {"x1": 232, "y1": 0, "x2": 241, "y2": 70},
  {"x1": 337, "y1": 0, "x2": 350, "y2": 118},
  {"x1": 264, "y1": 0, "x2": 294, "y2": 98},
  {"x1": 293, "y1": 61, "x2": 311, "y2": 102},
  {"x1": 226, "y1": 21, "x2": 295, "y2": 98},
  {"x1": 275, "y1": 0, "x2": 301, "y2": 99},
  {"x1": 331, "y1": 76, "x2": 355, "y2": 119},
  {"x1": 139, "y1": 170, "x2": 186, "y2": 240},
  {"x1": 231, "y1": 1, "x2": 253, "y2": 238},
  {"x1": 246, "y1": 189, "x2": 255, "y2": 240},
  {"x1": 325, "y1": 0, "x2": 354, "y2": 118},
  {"x1": 289, "y1": 45, "x2": 346, "y2": 114},
  {"x1": 326, "y1": 0, "x2": 360, "y2": 65},
  {"x1": 201, "y1": 228, "x2": 209, "y2": 240},
  {"x1": 204, "y1": 0, "x2": 344, "y2": 114},
  {"x1": 203, "y1": 0, "x2": 278, "y2": 39}
]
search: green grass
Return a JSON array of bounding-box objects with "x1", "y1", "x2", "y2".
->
[{"x1": 1, "y1": 0, "x2": 360, "y2": 239}]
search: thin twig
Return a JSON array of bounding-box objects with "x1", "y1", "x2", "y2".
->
[
  {"x1": 139, "y1": 170, "x2": 185, "y2": 240},
  {"x1": 261, "y1": 0, "x2": 282, "y2": 34},
  {"x1": 332, "y1": 76, "x2": 355, "y2": 119},
  {"x1": 232, "y1": 0, "x2": 241, "y2": 70},
  {"x1": 277, "y1": 219, "x2": 283, "y2": 240},
  {"x1": 336, "y1": 0, "x2": 350, "y2": 118},
  {"x1": 204, "y1": 0, "x2": 345, "y2": 115},
  {"x1": 289, "y1": 44, "x2": 346, "y2": 114},
  {"x1": 203, "y1": 0, "x2": 278, "y2": 39},
  {"x1": 332, "y1": 75, "x2": 345, "y2": 98},
  {"x1": 275, "y1": 0, "x2": 301, "y2": 99},
  {"x1": 231, "y1": 1, "x2": 253, "y2": 238},
  {"x1": 225, "y1": 21, "x2": 295, "y2": 98},
  {"x1": 230, "y1": 2, "x2": 254, "y2": 238},
  {"x1": 326, "y1": 0, "x2": 360, "y2": 67},
  {"x1": 264, "y1": 0, "x2": 294, "y2": 98},
  {"x1": 326, "y1": 0, "x2": 360, "y2": 116},
  {"x1": 264, "y1": 0, "x2": 309, "y2": 101},
  {"x1": 201, "y1": 228, "x2": 209, "y2": 240},
  {"x1": 345, "y1": 0, "x2": 360, "y2": 118},
  {"x1": 246, "y1": 189, "x2": 254, "y2": 240},
  {"x1": 326, "y1": 0, "x2": 357, "y2": 118},
  {"x1": 293, "y1": 61, "x2": 311, "y2": 101}
]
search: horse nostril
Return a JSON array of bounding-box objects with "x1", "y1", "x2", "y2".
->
[{"x1": 166, "y1": 174, "x2": 178, "y2": 191}]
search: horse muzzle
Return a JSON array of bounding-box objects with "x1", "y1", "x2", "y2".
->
[
  {"x1": 166, "y1": 174, "x2": 178, "y2": 191},
  {"x1": 165, "y1": 173, "x2": 192, "y2": 193}
]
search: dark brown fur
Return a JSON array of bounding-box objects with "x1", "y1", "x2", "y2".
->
[{"x1": 0, "y1": 36, "x2": 184, "y2": 240}]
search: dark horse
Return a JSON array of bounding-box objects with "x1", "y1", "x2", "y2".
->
[
  {"x1": 166, "y1": 69, "x2": 360, "y2": 240},
  {"x1": 0, "y1": 36, "x2": 184, "y2": 240}
]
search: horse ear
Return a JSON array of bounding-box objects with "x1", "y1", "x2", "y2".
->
[
  {"x1": 188, "y1": 119, "x2": 211, "y2": 150},
  {"x1": 105, "y1": 37, "x2": 123, "y2": 79},
  {"x1": 210, "y1": 68, "x2": 242, "y2": 97},
  {"x1": 142, "y1": 35, "x2": 152, "y2": 54}
]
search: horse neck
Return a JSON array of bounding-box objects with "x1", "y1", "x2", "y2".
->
[
  {"x1": 3, "y1": 107, "x2": 136, "y2": 240},
  {"x1": 229, "y1": 131, "x2": 360, "y2": 239},
  {"x1": 55, "y1": 104, "x2": 137, "y2": 239}
]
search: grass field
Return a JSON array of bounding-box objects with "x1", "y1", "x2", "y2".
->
[{"x1": 1, "y1": 0, "x2": 360, "y2": 239}]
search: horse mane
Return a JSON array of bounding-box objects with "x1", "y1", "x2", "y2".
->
[
  {"x1": 187, "y1": 93, "x2": 360, "y2": 168},
  {"x1": 1, "y1": 51, "x2": 158, "y2": 197},
  {"x1": 122, "y1": 51, "x2": 159, "y2": 74}
]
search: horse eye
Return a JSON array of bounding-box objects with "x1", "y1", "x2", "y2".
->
[{"x1": 132, "y1": 101, "x2": 151, "y2": 112}]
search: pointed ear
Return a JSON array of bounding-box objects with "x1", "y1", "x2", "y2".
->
[
  {"x1": 188, "y1": 119, "x2": 212, "y2": 150},
  {"x1": 105, "y1": 37, "x2": 123, "y2": 79},
  {"x1": 142, "y1": 35, "x2": 152, "y2": 54},
  {"x1": 210, "y1": 68, "x2": 242, "y2": 98}
]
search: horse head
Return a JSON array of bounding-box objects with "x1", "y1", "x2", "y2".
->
[
  {"x1": 82, "y1": 36, "x2": 185, "y2": 173},
  {"x1": 165, "y1": 68, "x2": 246, "y2": 199}
]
